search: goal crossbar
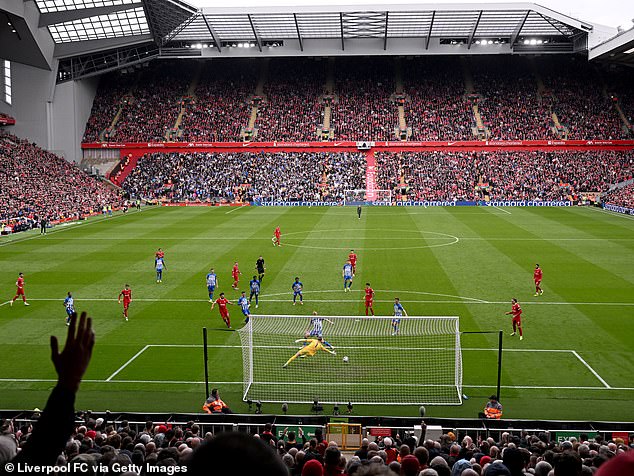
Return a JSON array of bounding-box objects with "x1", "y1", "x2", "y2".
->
[{"x1": 237, "y1": 315, "x2": 463, "y2": 406}]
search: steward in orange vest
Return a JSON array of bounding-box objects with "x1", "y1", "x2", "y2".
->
[
  {"x1": 202, "y1": 388, "x2": 232, "y2": 414},
  {"x1": 484, "y1": 395, "x2": 503, "y2": 419}
]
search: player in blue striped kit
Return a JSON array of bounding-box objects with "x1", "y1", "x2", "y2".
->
[{"x1": 64, "y1": 292, "x2": 75, "y2": 326}]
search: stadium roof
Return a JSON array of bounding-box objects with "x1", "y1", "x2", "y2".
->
[
  {"x1": 589, "y1": 27, "x2": 634, "y2": 67},
  {"x1": 1, "y1": 0, "x2": 626, "y2": 80},
  {"x1": 29, "y1": 1, "x2": 597, "y2": 53},
  {"x1": 171, "y1": 3, "x2": 592, "y2": 44}
]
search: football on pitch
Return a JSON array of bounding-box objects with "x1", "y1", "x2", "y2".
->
[{"x1": 343, "y1": 356, "x2": 349, "y2": 363}]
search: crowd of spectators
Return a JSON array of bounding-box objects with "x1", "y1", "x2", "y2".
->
[
  {"x1": 82, "y1": 73, "x2": 137, "y2": 143},
  {"x1": 0, "y1": 133, "x2": 121, "y2": 227},
  {"x1": 470, "y1": 58, "x2": 553, "y2": 141},
  {"x1": 376, "y1": 150, "x2": 634, "y2": 202},
  {"x1": 81, "y1": 58, "x2": 633, "y2": 143},
  {"x1": 541, "y1": 58, "x2": 629, "y2": 140},
  {"x1": 255, "y1": 59, "x2": 326, "y2": 142},
  {"x1": 122, "y1": 151, "x2": 365, "y2": 202},
  {"x1": 0, "y1": 112, "x2": 15, "y2": 123},
  {"x1": 110, "y1": 62, "x2": 194, "y2": 142},
  {"x1": 604, "y1": 69, "x2": 634, "y2": 137},
  {"x1": 2, "y1": 413, "x2": 632, "y2": 476},
  {"x1": 180, "y1": 60, "x2": 257, "y2": 142},
  {"x1": 603, "y1": 182, "x2": 634, "y2": 209},
  {"x1": 331, "y1": 58, "x2": 399, "y2": 141},
  {"x1": 403, "y1": 58, "x2": 476, "y2": 141}
]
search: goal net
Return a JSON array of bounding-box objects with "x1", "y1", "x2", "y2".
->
[
  {"x1": 237, "y1": 315, "x2": 462, "y2": 405},
  {"x1": 343, "y1": 189, "x2": 392, "y2": 205}
]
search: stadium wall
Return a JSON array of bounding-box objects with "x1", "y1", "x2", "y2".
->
[
  {"x1": 50, "y1": 77, "x2": 99, "y2": 163},
  {"x1": 0, "y1": 62, "x2": 54, "y2": 148},
  {"x1": 83, "y1": 139, "x2": 634, "y2": 166},
  {"x1": 0, "y1": 62, "x2": 98, "y2": 163}
]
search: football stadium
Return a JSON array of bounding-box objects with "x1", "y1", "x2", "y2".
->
[{"x1": 1, "y1": 0, "x2": 633, "y2": 473}]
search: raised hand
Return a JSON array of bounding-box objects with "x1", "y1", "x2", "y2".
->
[{"x1": 50, "y1": 311, "x2": 95, "y2": 393}]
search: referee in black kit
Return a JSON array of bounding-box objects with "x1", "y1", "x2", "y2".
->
[
  {"x1": 256, "y1": 255, "x2": 266, "y2": 282},
  {"x1": 357, "y1": 205, "x2": 362, "y2": 219}
]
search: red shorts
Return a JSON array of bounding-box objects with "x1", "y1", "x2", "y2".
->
[
  {"x1": 123, "y1": 300, "x2": 131, "y2": 309},
  {"x1": 535, "y1": 280, "x2": 541, "y2": 285},
  {"x1": 15, "y1": 289, "x2": 24, "y2": 296},
  {"x1": 365, "y1": 300, "x2": 373, "y2": 307},
  {"x1": 512, "y1": 317, "x2": 522, "y2": 326},
  {"x1": 232, "y1": 274, "x2": 239, "y2": 280},
  {"x1": 220, "y1": 309, "x2": 229, "y2": 318}
]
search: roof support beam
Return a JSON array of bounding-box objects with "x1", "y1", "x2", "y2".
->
[
  {"x1": 39, "y1": 3, "x2": 143, "y2": 27},
  {"x1": 510, "y1": 10, "x2": 530, "y2": 47},
  {"x1": 54, "y1": 34, "x2": 154, "y2": 58},
  {"x1": 340, "y1": 12, "x2": 345, "y2": 51},
  {"x1": 467, "y1": 10, "x2": 482, "y2": 50},
  {"x1": 247, "y1": 14, "x2": 262, "y2": 52},
  {"x1": 538, "y1": 12, "x2": 570, "y2": 37},
  {"x1": 425, "y1": 10, "x2": 435, "y2": 50},
  {"x1": 163, "y1": 12, "x2": 200, "y2": 44},
  {"x1": 383, "y1": 11, "x2": 388, "y2": 50},
  {"x1": 293, "y1": 13, "x2": 303, "y2": 52},
  {"x1": 201, "y1": 14, "x2": 222, "y2": 52}
]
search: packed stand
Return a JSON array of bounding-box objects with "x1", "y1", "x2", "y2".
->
[
  {"x1": 470, "y1": 58, "x2": 553, "y2": 141},
  {"x1": 403, "y1": 58, "x2": 476, "y2": 141},
  {"x1": 603, "y1": 182, "x2": 634, "y2": 209},
  {"x1": 109, "y1": 62, "x2": 194, "y2": 142},
  {"x1": 540, "y1": 58, "x2": 628, "y2": 140},
  {"x1": 82, "y1": 72, "x2": 137, "y2": 142},
  {"x1": 376, "y1": 150, "x2": 634, "y2": 202},
  {"x1": 255, "y1": 59, "x2": 326, "y2": 142},
  {"x1": 180, "y1": 60, "x2": 257, "y2": 142},
  {"x1": 2, "y1": 417, "x2": 632, "y2": 476},
  {"x1": 331, "y1": 58, "x2": 398, "y2": 141},
  {"x1": 0, "y1": 133, "x2": 121, "y2": 226},
  {"x1": 0, "y1": 112, "x2": 15, "y2": 123},
  {"x1": 122, "y1": 152, "x2": 365, "y2": 202},
  {"x1": 603, "y1": 68, "x2": 634, "y2": 137}
]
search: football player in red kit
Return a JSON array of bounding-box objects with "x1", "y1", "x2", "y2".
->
[
  {"x1": 533, "y1": 264, "x2": 543, "y2": 296},
  {"x1": 231, "y1": 262, "x2": 241, "y2": 289},
  {"x1": 349, "y1": 250, "x2": 358, "y2": 276},
  {"x1": 118, "y1": 284, "x2": 132, "y2": 321},
  {"x1": 364, "y1": 283, "x2": 375, "y2": 316},
  {"x1": 273, "y1": 226, "x2": 281, "y2": 247},
  {"x1": 505, "y1": 298, "x2": 524, "y2": 340},
  {"x1": 10, "y1": 272, "x2": 29, "y2": 306},
  {"x1": 211, "y1": 292, "x2": 234, "y2": 329}
]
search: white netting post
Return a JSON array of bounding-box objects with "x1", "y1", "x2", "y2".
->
[{"x1": 237, "y1": 315, "x2": 462, "y2": 405}]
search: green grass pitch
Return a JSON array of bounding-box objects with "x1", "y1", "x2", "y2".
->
[{"x1": 1, "y1": 205, "x2": 633, "y2": 421}]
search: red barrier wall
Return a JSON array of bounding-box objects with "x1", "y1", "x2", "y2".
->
[{"x1": 82, "y1": 139, "x2": 634, "y2": 157}]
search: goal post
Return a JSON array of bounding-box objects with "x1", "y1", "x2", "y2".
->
[
  {"x1": 343, "y1": 189, "x2": 392, "y2": 205},
  {"x1": 237, "y1": 315, "x2": 463, "y2": 405}
]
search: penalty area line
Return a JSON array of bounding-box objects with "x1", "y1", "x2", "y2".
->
[
  {"x1": 106, "y1": 345, "x2": 150, "y2": 381},
  {"x1": 572, "y1": 351, "x2": 611, "y2": 389}
]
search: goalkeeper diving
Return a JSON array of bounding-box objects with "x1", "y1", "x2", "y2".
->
[{"x1": 282, "y1": 336, "x2": 336, "y2": 368}]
